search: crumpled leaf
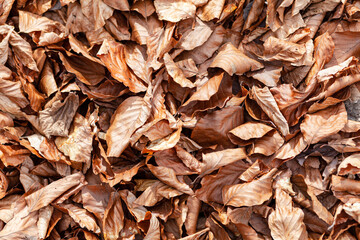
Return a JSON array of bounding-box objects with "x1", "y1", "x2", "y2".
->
[
  {"x1": 39, "y1": 93, "x2": 79, "y2": 138},
  {"x1": 55, "y1": 113, "x2": 93, "y2": 164},
  {"x1": 19, "y1": 10, "x2": 66, "y2": 46},
  {"x1": 164, "y1": 53, "x2": 195, "y2": 88},
  {"x1": 177, "y1": 18, "x2": 213, "y2": 51}
]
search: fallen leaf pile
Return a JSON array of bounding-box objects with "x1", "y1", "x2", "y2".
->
[{"x1": 3, "y1": 0, "x2": 360, "y2": 239}]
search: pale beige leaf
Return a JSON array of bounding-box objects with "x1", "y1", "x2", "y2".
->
[
  {"x1": 0, "y1": 0, "x2": 15, "y2": 24},
  {"x1": 154, "y1": 0, "x2": 196, "y2": 22},
  {"x1": 37, "y1": 206, "x2": 53, "y2": 239},
  {"x1": 338, "y1": 153, "x2": 360, "y2": 175}
]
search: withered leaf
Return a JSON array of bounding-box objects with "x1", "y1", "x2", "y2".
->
[
  {"x1": 1, "y1": 1, "x2": 360, "y2": 239},
  {"x1": 223, "y1": 169, "x2": 277, "y2": 207},
  {"x1": 210, "y1": 42, "x2": 264, "y2": 76},
  {"x1": 55, "y1": 113, "x2": 93, "y2": 164},
  {"x1": 106, "y1": 96, "x2": 151, "y2": 157},
  {"x1": 25, "y1": 172, "x2": 85, "y2": 212},
  {"x1": 154, "y1": 0, "x2": 196, "y2": 22},
  {"x1": 98, "y1": 39, "x2": 147, "y2": 93},
  {"x1": 59, "y1": 203, "x2": 101, "y2": 234},
  {"x1": 39, "y1": 92, "x2": 79, "y2": 138},
  {"x1": 268, "y1": 189, "x2": 308, "y2": 240}
]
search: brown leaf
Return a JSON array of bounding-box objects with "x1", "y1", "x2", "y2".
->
[
  {"x1": 268, "y1": 189, "x2": 308, "y2": 240},
  {"x1": 300, "y1": 103, "x2": 347, "y2": 144},
  {"x1": 147, "y1": 164, "x2": 194, "y2": 195},
  {"x1": 103, "y1": 192, "x2": 124, "y2": 240},
  {"x1": 58, "y1": 203, "x2": 101, "y2": 234},
  {"x1": 135, "y1": 180, "x2": 182, "y2": 206},
  {"x1": 59, "y1": 52, "x2": 106, "y2": 86},
  {"x1": 39, "y1": 92, "x2": 79, "y2": 138},
  {"x1": 251, "y1": 86, "x2": 290, "y2": 136},
  {"x1": 55, "y1": 113, "x2": 93, "y2": 164},
  {"x1": 0, "y1": 25, "x2": 38, "y2": 71},
  {"x1": 106, "y1": 96, "x2": 151, "y2": 157},
  {"x1": 182, "y1": 25, "x2": 226, "y2": 64},
  {"x1": 228, "y1": 122, "x2": 274, "y2": 146},
  {"x1": 197, "y1": 0, "x2": 225, "y2": 21},
  {"x1": 97, "y1": 39, "x2": 147, "y2": 93},
  {"x1": 25, "y1": 172, "x2": 85, "y2": 212},
  {"x1": 200, "y1": 148, "x2": 247, "y2": 176},
  {"x1": 179, "y1": 72, "x2": 232, "y2": 116},
  {"x1": 80, "y1": 0, "x2": 113, "y2": 30},
  {"x1": 164, "y1": 53, "x2": 195, "y2": 88},
  {"x1": 154, "y1": 0, "x2": 196, "y2": 22},
  {"x1": 177, "y1": 18, "x2": 213, "y2": 51},
  {"x1": 19, "y1": 11, "x2": 66, "y2": 46},
  {"x1": 191, "y1": 106, "x2": 244, "y2": 147},
  {"x1": 223, "y1": 168, "x2": 277, "y2": 207},
  {"x1": 210, "y1": 42, "x2": 263, "y2": 76},
  {"x1": 196, "y1": 160, "x2": 249, "y2": 204}
]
